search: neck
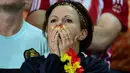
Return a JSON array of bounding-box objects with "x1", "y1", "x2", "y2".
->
[
  {"x1": 75, "y1": 42, "x2": 80, "y2": 54},
  {"x1": 0, "y1": 10, "x2": 23, "y2": 36}
]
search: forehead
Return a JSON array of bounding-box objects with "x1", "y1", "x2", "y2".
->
[{"x1": 50, "y1": 5, "x2": 79, "y2": 17}]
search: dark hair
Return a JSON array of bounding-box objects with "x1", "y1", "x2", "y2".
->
[{"x1": 43, "y1": 1, "x2": 93, "y2": 52}]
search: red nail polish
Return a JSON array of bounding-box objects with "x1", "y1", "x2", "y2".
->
[
  {"x1": 55, "y1": 25, "x2": 58, "y2": 28},
  {"x1": 60, "y1": 25, "x2": 63, "y2": 28}
]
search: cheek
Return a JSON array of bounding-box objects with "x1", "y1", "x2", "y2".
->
[
  {"x1": 47, "y1": 23, "x2": 56, "y2": 31},
  {"x1": 47, "y1": 27, "x2": 52, "y2": 36},
  {"x1": 66, "y1": 25, "x2": 80, "y2": 38}
]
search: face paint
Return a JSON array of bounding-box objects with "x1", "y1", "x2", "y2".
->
[
  {"x1": 51, "y1": 26, "x2": 54, "y2": 30},
  {"x1": 60, "y1": 25, "x2": 63, "y2": 28},
  {"x1": 62, "y1": 25, "x2": 65, "y2": 28},
  {"x1": 54, "y1": 24, "x2": 64, "y2": 29}
]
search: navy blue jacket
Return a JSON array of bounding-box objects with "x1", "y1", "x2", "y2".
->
[{"x1": 20, "y1": 53, "x2": 110, "y2": 73}]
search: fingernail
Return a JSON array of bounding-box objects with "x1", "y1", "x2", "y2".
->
[
  {"x1": 60, "y1": 25, "x2": 63, "y2": 28},
  {"x1": 57, "y1": 26, "x2": 60, "y2": 30},
  {"x1": 55, "y1": 27, "x2": 57, "y2": 30},
  {"x1": 55, "y1": 25, "x2": 58, "y2": 28},
  {"x1": 61, "y1": 27, "x2": 63, "y2": 30},
  {"x1": 63, "y1": 25, "x2": 66, "y2": 28},
  {"x1": 56, "y1": 26, "x2": 60, "y2": 30},
  {"x1": 56, "y1": 25, "x2": 58, "y2": 27},
  {"x1": 51, "y1": 27, "x2": 54, "y2": 29}
]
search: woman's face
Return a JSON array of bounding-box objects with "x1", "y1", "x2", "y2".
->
[{"x1": 47, "y1": 5, "x2": 81, "y2": 40}]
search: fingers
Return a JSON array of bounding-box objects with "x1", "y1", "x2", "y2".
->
[
  {"x1": 60, "y1": 25, "x2": 72, "y2": 43},
  {"x1": 62, "y1": 25, "x2": 71, "y2": 39},
  {"x1": 50, "y1": 33, "x2": 60, "y2": 56},
  {"x1": 50, "y1": 26, "x2": 58, "y2": 41},
  {"x1": 50, "y1": 32, "x2": 60, "y2": 55},
  {"x1": 58, "y1": 36, "x2": 63, "y2": 55},
  {"x1": 58, "y1": 27, "x2": 66, "y2": 47},
  {"x1": 53, "y1": 32, "x2": 59, "y2": 46},
  {"x1": 49, "y1": 25, "x2": 74, "y2": 55},
  {"x1": 49, "y1": 26, "x2": 60, "y2": 56},
  {"x1": 58, "y1": 25, "x2": 73, "y2": 51}
]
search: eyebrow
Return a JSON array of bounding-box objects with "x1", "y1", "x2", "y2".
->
[
  {"x1": 64, "y1": 15, "x2": 72, "y2": 18},
  {"x1": 49, "y1": 15, "x2": 58, "y2": 18},
  {"x1": 49, "y1": 15, "x2": 73, "y2": 19}
]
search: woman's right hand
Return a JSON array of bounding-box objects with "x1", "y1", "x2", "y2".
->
[
  {"x1": 48, "y1": 26, "x2": 60, "y2": 56},
  {"x1": 58, "y1": 25, "x2": 74, "y2": 55}
]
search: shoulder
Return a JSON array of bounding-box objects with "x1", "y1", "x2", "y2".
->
[
  {"x1": 79, "y1": 52, "x2": 110, "y2": 73},
  {"x1": 26, "y1": 10, "x2": 46, "y2": 29},
  {"x1": 23, "y1": 21, "x2": 46, "y2": 38},
  {"x1": 20, "y1": 56, "x2": 45, "y2": 73},
  {"x1": 97, "y1": 13, "x2": 122, "y2": 33},
  {"x1": 23, "y1": 21, "x2": 42, "y2": 32},
  {"x1": 101, "y1": 0, "x2": 128, "y2": 31},
  {"x1": 22, "y1": 21, "x2": 47, "y2": 45}
]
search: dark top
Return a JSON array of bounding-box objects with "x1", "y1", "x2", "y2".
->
[
  {"x1": 0, "y1": 69, "x2": 20, "y2": 73},
  {"x1": 20, "y1": 52, "x2": 110, "y2": 73}
]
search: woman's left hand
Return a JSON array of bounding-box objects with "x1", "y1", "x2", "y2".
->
[{"x1": 58, "y1": 25, "x2": 74, "y2": 55}]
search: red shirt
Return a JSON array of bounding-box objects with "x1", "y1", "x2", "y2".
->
[{"x1": 30, "y1": 0, "x2": 62, "y2": 12}]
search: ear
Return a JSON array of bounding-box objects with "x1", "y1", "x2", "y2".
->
[{"x1": 78, "y1": 29, "x2": 88, "y2": 41}]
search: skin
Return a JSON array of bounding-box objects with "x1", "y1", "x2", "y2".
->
[
  {"x1": 25, "y1": 0, "x2": 82, "y2": 29},
  {"x1": 0, "y1": 0, "x2": 26, "y2": 36},
  {"x1": 47, "y1": 5, "x2": 87, "y2": 56},
  {"x1": 24, "y1": 0, "x2": 32, "y2": 11},
  {"x1": 88, "y1": 13, "x2": 122, "y2": 52},
  {"x1": 25, "y1": 0, "x2": 45, "y2": 29},
  {"x1": 0, "y1": 0, "x2": 24, "y2": 4},
  {"x1": 26, "y1": 10, "x2": 46, "y2": 29}
]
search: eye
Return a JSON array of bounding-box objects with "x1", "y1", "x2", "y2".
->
[
  {"x1": 50, "y1": 19, "x2": 57, "y2": 23},
  {"x1": 65, "y1": 19, "x2": 73, "y2": 23}
]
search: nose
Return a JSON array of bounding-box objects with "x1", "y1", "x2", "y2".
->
[
  {"x1": 56, "y1": 20, "x2": 63, "y2": 26},
  {"x1": 57, "y1": 20, "x2": 62, "y2": 25}
]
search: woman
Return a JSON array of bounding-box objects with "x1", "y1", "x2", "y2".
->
[{"x1": 20, "y1": 1, "x2": 109, "y2": 73}]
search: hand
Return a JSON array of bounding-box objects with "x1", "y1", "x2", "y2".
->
[
  {"x1": 58, "y1": 25, "x2": 74, "y2": 55},
  {"x1": 48, "y1": 26, "x2": 60, "y2": 56}
]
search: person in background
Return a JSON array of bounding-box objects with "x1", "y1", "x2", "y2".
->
[
  {"x1": 79, "y1": 0, "x2": 129, "y2": 73},
  {"x1": 23, "y1": 0, "x2": 62, "y2": 29},
  {"x1": 0, "y1": 0, "x2": 49, "y2": 73},
  {"x1": 24, "y1": 0, "x2": 82, "y2": 29},
  {"x1": 83, "y1": 0, "x2": 129, "y2": 73},
  {"x1": 20, "y1": 1, "x2": 109, "y2": 73}
]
